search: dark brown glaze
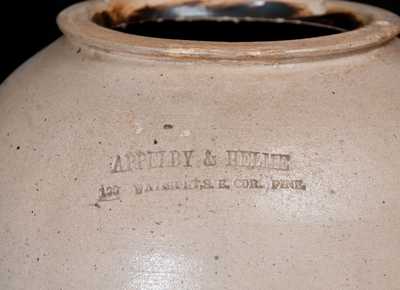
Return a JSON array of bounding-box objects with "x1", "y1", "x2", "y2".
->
[{"x1": 93, "y1": 1, "x2": 362, "y2": 42}]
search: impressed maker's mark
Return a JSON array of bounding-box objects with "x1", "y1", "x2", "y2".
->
[
  {"x1": 111, "y1": 149, "x2": 291, "y2": 173},
  {"x1": 95, "y1": 149, "x2": 306, "y2": 203}
]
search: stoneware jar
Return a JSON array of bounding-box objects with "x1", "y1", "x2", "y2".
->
[{"x1": 1, "y1": 0, "x2": 400, "y2": 289}]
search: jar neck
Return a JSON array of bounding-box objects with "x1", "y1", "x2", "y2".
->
[{"x1": 57, "y1": 0, "x2": 400, "y2": 64}]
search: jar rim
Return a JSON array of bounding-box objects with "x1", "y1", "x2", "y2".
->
[{"x1": 57, "y1": 0, "x2": 400, "y2": 63}]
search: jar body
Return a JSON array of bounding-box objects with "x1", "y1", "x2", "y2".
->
[{"x1": 0, "y1": 37, "x2": 400, "y2": 289}]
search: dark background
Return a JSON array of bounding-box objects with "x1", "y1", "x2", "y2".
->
[{"x1": 0, "y1": 0, "x2": 399, "y2": 83}]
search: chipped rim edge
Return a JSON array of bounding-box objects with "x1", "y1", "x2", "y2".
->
[{"x1": 57, "y1": 0, "x2": 400, "y2": 63}]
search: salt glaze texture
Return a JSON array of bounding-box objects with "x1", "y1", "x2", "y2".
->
[{"x1": 0, "y1": 0, "x2": 400, "y2": 289}]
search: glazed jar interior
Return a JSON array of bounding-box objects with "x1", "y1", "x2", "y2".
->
[{"x1": 93, "y1": 1, "x2": 363, "y2": 42}]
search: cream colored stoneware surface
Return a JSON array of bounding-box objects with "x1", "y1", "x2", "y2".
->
[{"x1": 0, "y1": 1, "x2": 400, "y2": 289}]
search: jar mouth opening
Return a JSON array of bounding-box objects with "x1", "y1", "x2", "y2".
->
[
  {"x1": 93, "y1": 1, "x2": 363, "y2": 42},
  {"x1": 58, "y1": 0, "x2": 400, "y2": 63}
]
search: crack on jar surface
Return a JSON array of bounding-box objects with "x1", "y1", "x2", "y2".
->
[{"x1": 93, "y1": 0, "x2": 363, "y2": 42}]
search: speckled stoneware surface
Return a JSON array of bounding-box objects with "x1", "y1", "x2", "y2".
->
[{"x1": 0, "y1": 0, "x2": 400, "y2": 289}]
